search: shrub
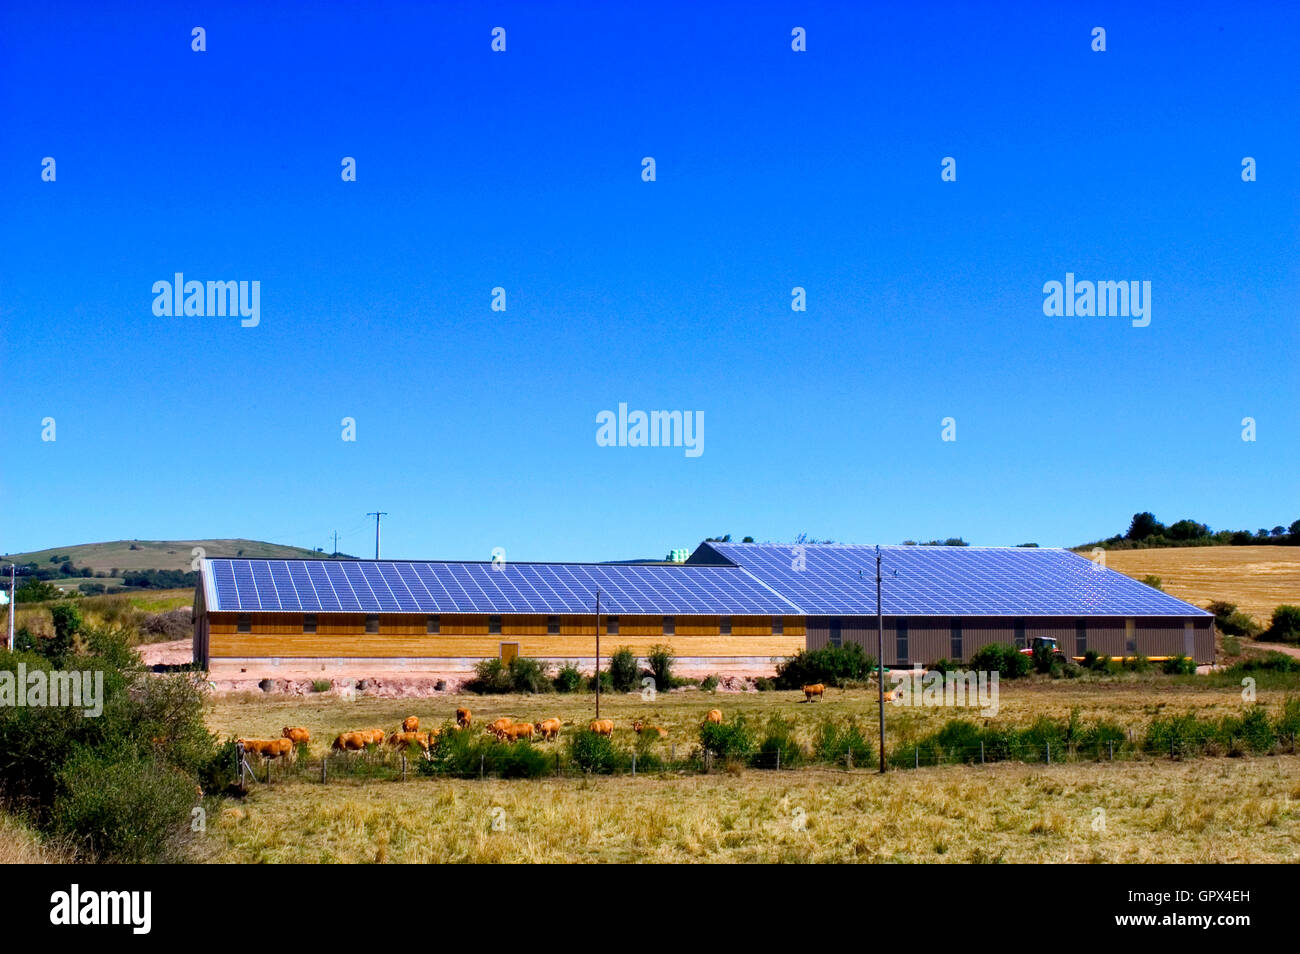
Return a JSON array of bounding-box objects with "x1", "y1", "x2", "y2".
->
[
  {"x1": 1141, "y1": 575, "x2": 1164, "y2": 590},
  {"x1": 645, "y1": 644, "x2": 677, "y2": 692},
  {"x1": 753, "y1": 714, "x2": 804, "y2": 769},
  {"x1": 812, "y1": 718, "x2": 874, "y2": 766},
  {"x1": 754, "y1": 677, "x2": 775, "y2": 691},
  {"x1": 968, "y1": 643, "x2": 1031, "y2": 679},
  {"x1": 585, "y1": 670, "x2": 612, "y2": 693},
  {"x1": 1030, "y1": 640, "x2": 1056, "y2": 674},
  {"x1": 699, "y1": 716, "x2": 756, "y2": 761},
  {"x1": 465, "y1": 657, "x2": 553, "y2": 694},
  {"x1": 1162, "y1": 654, "x2": 1196, "y2": 675},
  {"x1": 498, "y1": 741, "x2": 552, "y2": 779},
  {"x1": 1222, "y1": 636, "x2": 1242, "y2": 656},
  {"x1": 310, "y1": 679, "x2": 331, "y2": 693},
  {"x1": 608, "y1": 648, "x2": 639, "y2": 693},
  {"x1": 1263, "y1": 605, "x2": 1300, "y2": 643},
  {"x1": 775, "y1": 643, "x2": 877, "y2": 689},
  {"x1": 1208, "y1": 601, "x2": 1262, "y2": 638},
  {"x1": 700, "y1": 673, "x2": 720, "y2": 692},
  {"x1": 927, "y1": 658, "x2": 960, "y2": 674},
  {"x1": 553, "y1": 662, "x2": 582, "y2": 693},
  {"x1": 569, "y1": 729, "x2": 618, "y2": 774},
  {"x1": 138, "y1": 608, "x2": 193, "y2": 644}
]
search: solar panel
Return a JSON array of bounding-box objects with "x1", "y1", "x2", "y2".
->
[
  {"x1": 204, "y1": 559, "x2": 799, "y2": 615},
  {"x1": 698, "y1": 543, "x2": 1211, "y2": 617}
]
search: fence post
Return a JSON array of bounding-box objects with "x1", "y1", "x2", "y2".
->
[
  {"x1": 236, "y1": 743, "x2": 244, "y2": 788},
  {"x1": 632, "y1": 753, "x2": 636, "y2": 777},
  {"x1": 980, "y1": 741, "x2": 984, "y2": 764},
  {"x1": 1108, "y1": 740, "x2": 1113, "y2": 761},
  {"x1": 321, "y1": 757, "x2": 327, "y2": 784},
  {"x1": 480, "y1": 753, "x2": 485, "y2": 780},
  {"x1": 265, "y1": 758, "x2": 271, "y2": 784},
  {"x1": 1046, "y1": 742, "x2": 1051, "y2": 765},
  {"x1": 401, "y1": 754, "x2": 407, "y2": 782},
  {"x1": 776, "y1": 749, "x2": 780, "y2": 772},
  {"x1": 847, "y1": 748, "x2": 852, "y2": 771},
  {"x1": 914, "y1": 745, "x2": 919, "y2": 769},
  {"x1": 670, "y1": 744, "x2": 675, "y2": 764}
]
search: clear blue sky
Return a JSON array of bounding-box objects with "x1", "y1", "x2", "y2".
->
[{"x1": 2, "y1": 1, "x2": 1297, "y2": 562}]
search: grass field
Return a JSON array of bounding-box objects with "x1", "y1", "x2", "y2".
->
[
  {"x1": 204, "y1": 754, "x2": 1300, "y2": 864},
  {"x1": 1102, "y1": 545, "x2": 1300, "y2": 625},
  {"x1": 3, "y1": 538, "x2": 331, "y2": 573}
]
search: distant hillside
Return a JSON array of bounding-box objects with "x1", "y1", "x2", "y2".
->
[
  {"x1": 3, "y1": 539, "x2": 345, "y2": 574},
  {"x1": 1103, "y1": 546, "x2": 1300, "y2": 625}
]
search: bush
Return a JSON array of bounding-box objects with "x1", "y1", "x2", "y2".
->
[
  {"x1": 1263, "y1": 605, "x2": 1300, "y2": 643},
  {"x1": 569, "y1": 729, "x2": 618, "y2": 774},
  {"x1": 1208, "y1": 601, "x2": 1262, "y2": 638},
  {"x1": 1141, "y1": 575, "x2": 1164, "y2": 590},
  {"x1": 968, "y1": 643, "x2": 1031, "y2": 679},
  {"x1": 645, "y1": 644, "x2": 677, "y2": 692},
  {"x1": 699, "y1": 716, "x2": 756, "y2": 761},
  {"x1": 1222, "y1": 636, "x2": 1242, "y2": 656},
  {"x1": 138, "y1": 609, "x2": 193, "y2": 644},
  {"x1": 608, "y1": 648, "x2": 639, "y2": 693},
  {"x1": 775, "y1": 643, "x2": 877, "y2": 689},
  {"x1": 700, "y1": 673, "x2": 720, "y2": 692},
  {"x1": 465, "y1": 657, "x2": 553, "y2": 694},
  {"x1": 1030, "y1": 640, "x2": 1056, "y2": 674},
  {"x1": 753, "y1": 714, "x2": 804, "y2": 769},
  {"x1": 812, "y1": 718, "x2": 874, "y2": 766},
  {"x1": 310, "y1": 679, "x2": 331, "y2": 693},
  {"x1": 1226, "y1": 653, "x2": 1300, "y2": 675},
  {"x1": 498, "y1": 741, "x2": 552, "y2": 779},
  {"x1": 585, "y1": 670, "x2": 612, "y2": 693},
  {"x1": 552, "y1": 662, "x2": 582, "y2": 693},
  {"x1": 754, "y1": 677, "x2": 775, "y2": 691},
  {"x1": 927, "y1": 658, "x2": 960, "y2": 674},
  {"x1": 1162, "y1": 654, "x2": 1196, "y2": 675}
]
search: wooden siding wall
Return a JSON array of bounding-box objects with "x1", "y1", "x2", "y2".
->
[
  {"x1": 806, "y1": 616, "x2": 1215, "y2": 665},
  {"x1": 205, "y1": 613, "x2": 805, "y2": 659}
]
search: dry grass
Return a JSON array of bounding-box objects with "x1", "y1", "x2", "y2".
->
[
  {"x1": 0, "y1": 813, "x2": 73, "y2": 864},
  {"x1": 203, "y1": 756, "x2": 1300, "y2": 863},
  {"x1": 1103, "y1": 545, "x2": 1300, "y2": 625}
]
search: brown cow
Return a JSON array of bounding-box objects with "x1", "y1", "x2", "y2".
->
[
  {"x1": 632, "y1": 719, "x2": 668, "y2": 739},
  {"x1": 504, "y1": 722, "x2": 534, "y2": 743},
  {"x1": 533, "y1": 718, "x2": 562, "y2": 741},
  {"x1": 331, "y1": 731, "x2": 368, "y2": 751},
  {"x1": 704, "y1": 709, "x2": 723, "y2": 725},
  {"x1": 388, "y1": 731, "x2": 431, "y2": 751},
  {"x1": 363, "y1": 728, "x2": 386, "y2": 745},
  {"x1": 239, "y1": 738, "x2": 294, "y2": 760},
  {"x1": 802, "y1": 683, "x2": 825, "y2": 702},
  {"x1": 589, "y1": 719, "x2": 614, "y2": 737},
  {"x1": 281, "y1": 726, "x2": 311, "y2": 743},
  {"x1": 455, "y1": 707, "x2": 472, "y2": 728},
  {"x1": 401, "y1": 716, "x2": 420, "y2": 732},
  {"x1": 486, "y1": 717, "x2": 513, "y2": 739}
]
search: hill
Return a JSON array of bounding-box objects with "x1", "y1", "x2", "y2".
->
[
  {"x1": 1100, "y1": 546, "x2": 1300, "y2": 625},
  {"x1": 3, "y1": 539, "x2": 335, "y2": 574}
]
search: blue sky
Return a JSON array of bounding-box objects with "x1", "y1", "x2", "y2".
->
[{"x1": 2, "y1": 1, "x2": 1297, "y2": 562}]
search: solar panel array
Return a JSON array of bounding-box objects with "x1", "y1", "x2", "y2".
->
[
  {"x1": 699, "y1": 543, "x2": 1211, "y2": 617},
  {"x1": 206, "y1": 558, "x2": 799, "y2": 615}
]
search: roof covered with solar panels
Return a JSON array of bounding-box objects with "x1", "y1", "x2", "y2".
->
[
  {"x1": 689, "y1": 542, "x2": 1212, "y2": 617},
  {"x1": 201, "y1": 557, "x2": 801, "y2": 615}
]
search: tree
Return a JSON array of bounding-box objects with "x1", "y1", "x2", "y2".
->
[
  {"x1": 1126, "y1": 512, "x2": 1164, "y2": 541},
  {"x1": 48, "y1": 602, "x2": 83, "y2": 662},
  {"x1": 15, "y1": 578, "x2": 62, "y2": 603},
  {"x1": 1166, "y1": 519, "x2": 1209, "y2": 541}
]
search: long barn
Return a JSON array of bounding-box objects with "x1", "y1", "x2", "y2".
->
[{"x1": 192, "y1": 542, "x2": 1214, "y2": 674}]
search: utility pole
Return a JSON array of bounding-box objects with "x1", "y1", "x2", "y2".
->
[
  {"x1": 876, "y1": 546, "x2": 885, "y2": 774},
  {"x1": 5, "y1": 565, "x2": 14, "y2": 652},
  {"x1": 366, "y1": 512, "x2": 387, "y2": 559},
  {"x1": 594, "y1": 589, "x2": 602, "y2": 719},
  {"x1": 332, "y1": 531, "x2": 338, "y2": 557}
]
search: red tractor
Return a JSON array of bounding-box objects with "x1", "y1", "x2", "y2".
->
[{"x1": 1018, "y1": 636, "x2": 1070, "y2": 664}]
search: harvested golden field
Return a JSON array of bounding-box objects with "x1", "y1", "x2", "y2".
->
[
  {"x1": 1103, "y1": 546, "x2": 1300, "y2": 624},
  {"x1": 204, "y1": 756, "x2": 1300, "y2": 863}
]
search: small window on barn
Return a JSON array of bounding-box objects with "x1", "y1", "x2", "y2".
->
[
  {"x1": 896, "y1": 618, "x2": 909, "y2": 664},
  {"x1": 829, "y1": 617, "x2": 841, "y2": 648},
  {"x1": 720, "y1": 616, "x2": 731, "y2": 636},
  {"x1": 547, "y1": 615, "x2": 560, "y2": 635},
  {"x1": 303, "y1": 614, "x2": 317, "y2": 634},
  {"x1": 772, "y1": 616, "x2": 784, "y2": 636},
  {"x1": 237, "y1": 613, "x2": 251, "y2": 633},
  {"x1": 426, "y1": 615, "x2": 440, "y2": 635},
  {"x1": 489, "y1": 615, "x2": 502, "y2": 635},
  {"x1": 950, "y1": 619, "x2": 963, "y2": 659},
  {"x1": 1014, "y1": 618, "x2": 1026, "y2": 649},
  {"x1": 663, "y1": 616, "x2": 675, "y2": 636},
  {"x1": 607, "y1": 616, "x2": 619, "y2": 635},
  {"x1": 365, "y1": 614, "x2": 379, "y2": 634},
  {"x1": 1075, "y1": 619, "x2": 1087, "y2": 657}
]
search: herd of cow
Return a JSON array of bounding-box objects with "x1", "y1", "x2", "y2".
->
[{"x1": 235, "y1": 705, "x2": 733, "y2": 761}]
